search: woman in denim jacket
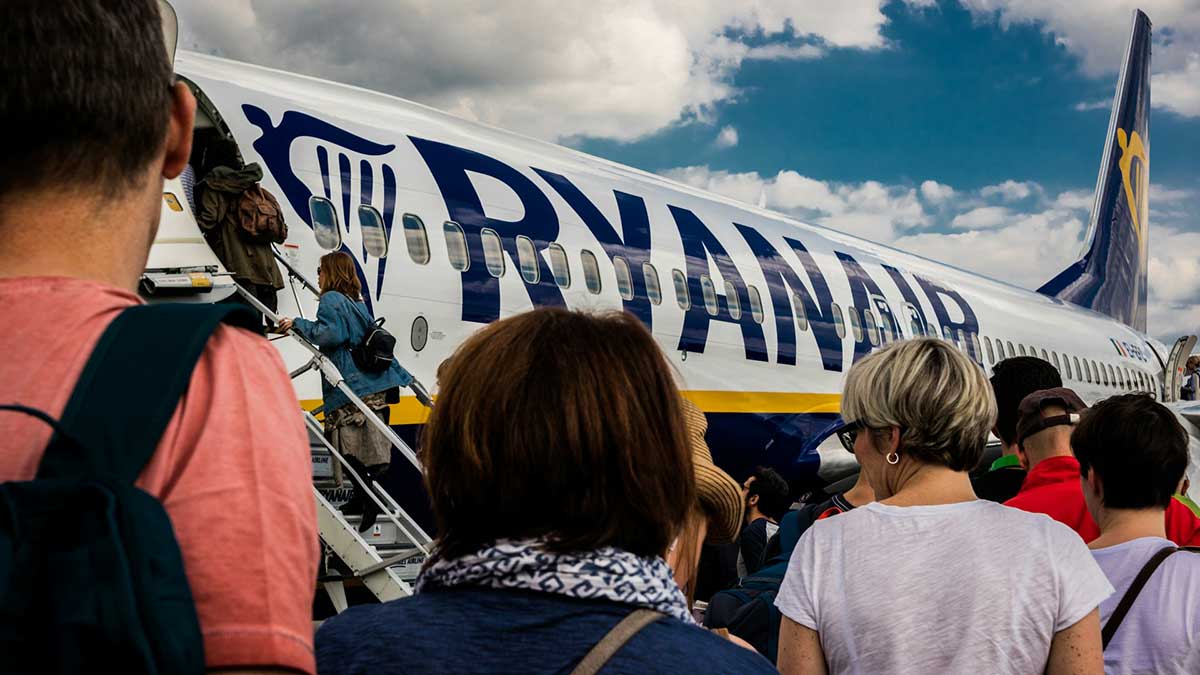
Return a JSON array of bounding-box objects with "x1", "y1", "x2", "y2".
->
[{"x1": 279, "y1": 251, "x2": 412, "y2": 531}]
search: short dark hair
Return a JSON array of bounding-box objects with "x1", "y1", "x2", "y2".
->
[
  {"x1": 1072, "y1": 394, "x2": 1188, "y2": 510},
  {"x1": 0, "y1": 0, "x2": 173, "y2": 203},
  {"x1": 990, "y1": 357, "x2": 1062, "y2": 445},
  {"x1": 747, "y1": 467, "x2": 790, "y2": 520},
  {"x1": 423, "y1": 308, "x2": 694, "y2": 560}
]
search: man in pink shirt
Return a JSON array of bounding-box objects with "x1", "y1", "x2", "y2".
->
[{"x1": 0, "y1": 2, "x2": 316, "y2": 673}]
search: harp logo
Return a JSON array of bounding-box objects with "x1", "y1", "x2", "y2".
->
[{"x1": 1116, "y1": 128, "x2": 1148, "y2": 249}]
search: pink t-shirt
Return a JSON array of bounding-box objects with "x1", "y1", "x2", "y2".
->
[{"x1": 0, "y1": 276, "x2": 317, "y2": 673}]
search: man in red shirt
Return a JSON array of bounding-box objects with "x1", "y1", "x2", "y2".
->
[
  {"x1": 0, "y1": 2, "x2": 317, "y2": 672},
  {"x1": 1004, "y1": 388, "x2": 1200, "y2": 545}
]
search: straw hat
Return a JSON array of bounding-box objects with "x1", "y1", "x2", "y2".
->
[{"x1": 681, "y1": 399, "x2": 745, "y2": 545}]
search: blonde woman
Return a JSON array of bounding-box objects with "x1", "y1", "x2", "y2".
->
[
  {"x1": 775, "y1": 338, "x2": 1112, "y2": 675},
  {"x1": 278, "y1": 251, "x2": 412, "y2": 532}
]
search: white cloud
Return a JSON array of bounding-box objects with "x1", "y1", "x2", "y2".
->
[
  {"x1": 920, "y1": 180, "x2": 956, "y2": 205},
  {"x1": 172, "y1": 0, "x2": 904, "y2": 141},
  {"x1": 1148, "y1": 228, "x2": 1200, "y2": 339},
  {"x1": 1153, "y1": 52, "x2": 1200, "y2": 117},
  {"x1": 714, "y1": 125, "x2": 739, "y2": 149},
  {"x1": 951, "y1": 206, "x2": 1011, "y2": 230},
  {"x1": 744, "y1": 44, "x2": 826, "y2": 60},
  {"x1": 956, "y1": 1, "x2": 1200, "y2": 118},
  {"x1": 980, "y1": 179, "x2": 1038, "y2": 201},
  {"x1": 1073, "y1": 100, "x2": 1109, "y2": 112},
  {"x1": 1053, "y1": 189, "x2": 1094, "y2": 211}
]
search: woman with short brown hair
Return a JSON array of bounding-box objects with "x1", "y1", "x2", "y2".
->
[{"x1": 315, "y1": 308, "x2": 774, "y2": 674}]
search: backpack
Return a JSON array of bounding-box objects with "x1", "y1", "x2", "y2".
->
[
  {"x1": 704, "y1": 562, "x2": 787, "y2": 662},
  {"x1": 233, "y1": 184, "x2": 287, "y2": 244},
  {"x1": 0, "y1": 303, "x2": 257, "y2": 674},
  {"x1": 346, "y1": 299, "x2": 397, "y2": 374}
]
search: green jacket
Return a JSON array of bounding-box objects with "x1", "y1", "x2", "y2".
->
[{"x1": 196, "y1": 163, "x2": 284, "y2": 289}]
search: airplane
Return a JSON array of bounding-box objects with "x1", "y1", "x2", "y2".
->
[{"x1": 147, "y1": 8, "x2": 1199, "y2": 513}]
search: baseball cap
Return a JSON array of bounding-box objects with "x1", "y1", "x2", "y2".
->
[{"x1": 1015, "y1": 387, "x2": 1088, "y2": 447}]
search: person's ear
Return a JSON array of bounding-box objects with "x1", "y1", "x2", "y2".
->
[
  {"x1": 162, "y1": 81, "x2": 196, "y2": 180},
  {"x1": 747, "y1": 494, "x2": 759, "y2": 508},
  {"x1": 1084, "y1": 466, "x2": 1103, "y2": 502},
  {"x1": 1180, "y1": 476, "x2": 1191, "y2": 497}
]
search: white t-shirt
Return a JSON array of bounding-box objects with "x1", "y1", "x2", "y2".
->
[
  {"x1": 1092, "y1": 536, "x2": 1200, "y2": 675},
  {"x1": 775, "y1": 500, "x2": 1113, "y2": 674}
]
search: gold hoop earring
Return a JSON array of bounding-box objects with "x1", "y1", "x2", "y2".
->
[{"x1": 886, "y1": 452, "x2": 900, "y2": 465}]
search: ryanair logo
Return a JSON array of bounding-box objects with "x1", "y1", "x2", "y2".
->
[{"x1": 1116, "y1": 128, "x2": 1148, "y2": 250}]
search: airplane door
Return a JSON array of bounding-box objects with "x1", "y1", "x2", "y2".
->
[{"x1": 1164, "y1": 335, "x2": 1197, "y2": 402}]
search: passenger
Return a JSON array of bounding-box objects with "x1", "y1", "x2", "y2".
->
[
  {"x1": 194, "y1": 136, "x2": 286, "y2": 315},
  {"x1": 775, "y1": 339, "x2": 1111, "y2": 674},
  {"x1": 972, "y1": 356, "x2": 1061, "y2": 503},
  {"x1": 669, "y1": 401, "x2": 747, "y2": 610},
  {"x1": 737, "y1": 466, "x2": 790, "y2": 576},
  {"x1": 277, "y1": 251, "x2": 412, "y2": 533},
  {"x1": 315, "y1": 308, "x2": 775, "y2": 674},
  {"x1": 1004, "y1": 388, "x2": 1200, "y2": 545},
  {"x1": 0, "y1": 1, "x2": 317, "y2": 672},
  {"x1": 786, "y1": 465, "x2": 875, "y2": 541},
  {"x1": 1182, "y1": 355, "x2": 1199, "y2": 401},
  {"x1": 1074, "y1": 394, "x2": 1200, "y2": 674}
]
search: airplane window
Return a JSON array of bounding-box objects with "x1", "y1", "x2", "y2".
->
[
  {"x1": 1086, "y1": 360, "x2": 1095, "y2": 383},
  {"x1": 724, "y1": 281, "x2": 742, "y2": 320},
  {"x1": 794, "y1": 293, "x2": 809, "y2": 332},
  {"x1": 1040, "y1": 349, "x2": 1049, "y2": 362},
  {"x1": 971, "y1": 333, "x2": 982, "y2": 362},
  {"x1": 1107, "y1": 364, "x2": 1116, "y2": 387},
  {"x1": 865, "y1": 310, "x2": 880, "y2": 347},
  {"x1": 748, "y1": 285, "x2": 764, "y2": 324},
  {"x1": 1097, "y1": 362, "x2": 1107, "y2": 386},
  {"x1": 831, "y1": 303, "x2": 846, "y2": 339},
  {"x1": 516, "y1": 235, "x2": 540, "y2": 284},
  {"x1": 927, "y1": 320, "x2": 937, "y2": 338},
  {"x1": 672, "y1": 269, "x2": 690, "y2": 310},
  {"x1": 1063, "y1": 356, "x2": 1072, "y2": 380},
  {"x1": 995, "y1": 340, "x2": 1005, "y2": 360},
  {"x1": 481, "y1": 228, "x2": 506, "y2": 278},
  {"x1": 906, "y1": 305, "x2": 922, "y2": 337},
  {"x1": 400, "y1": 213, "x2": 431, "y2": 264},
  {"x1": 581, "y1": 249, "x2": 602, "y2": 294},
  {"x1": 1051, "y1": 351, "x2": 1060, "y2": 372},
  {"x1": 1122, "y1": 367, "x2": 1130, "y2": 389},
  {"x1": 613, "y1": 256, "x2": 634, "y2": 301},
  {"x1": 1073, "y1": 356, "x2": 1082, "y2": 381},
  {"x1": 849, "y1": 307, "x2": 863, "y2": 343},
  {"x1": 643, "y1": 263, "x2": 662, "y2": 305},
  {"x1": 984, "y1": 337, "x2": 995, "y2": 364},
  {"x1": 957, "y1": 329, "x2": 968, "y2": 353},
  {"x1": 878, "y1": 313, "x2": 894, "y2": 343},
  {"x1": 941, "y1": 325, "x2": 953, "y2": 343},
  {"x1": 548, "y1": 243, "x2": 570, "y2": 288},
  {"x1": 443, "y1": 221, "x2": 470, "y2": 271},
  {"x1": 309, "y1": 196, "x2": 342, "y2": 250},
  {"x1": 1006, "y1": 341, "x2": 1016, "y2": 357},
  {"x1": 358, "y1": 206, "x2": 390, "y2": 259},
  {"x1": 700, "y1": 275, "x2": 718, "y2": 316}
]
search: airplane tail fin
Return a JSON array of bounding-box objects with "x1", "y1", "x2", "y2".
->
[{"x1": 1038, "y1": 10, "x2": 1151, "y2": 332}]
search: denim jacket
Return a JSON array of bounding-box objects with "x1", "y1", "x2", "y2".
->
[{"x1": 292, "y1": 291, "x2": 413, "y2": 414}]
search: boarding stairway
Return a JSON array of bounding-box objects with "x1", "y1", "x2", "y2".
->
[{"x1": 235, "y1": 253, "x2": 435, "y2": 612}]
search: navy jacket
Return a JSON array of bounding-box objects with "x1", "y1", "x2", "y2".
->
[
  {"x1": 292, "y1": 291, "x2": 412, "y2": 413},
  {"x1": 316, "y1": 587, "x2": 776, "y2": 674}
]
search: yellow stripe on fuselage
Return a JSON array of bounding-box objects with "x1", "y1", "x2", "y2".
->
[{"x1": 300, "y1": 391, "x2": 841, "y2": 426}]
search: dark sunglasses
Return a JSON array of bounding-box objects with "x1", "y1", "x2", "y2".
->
[{"x1": 837, "y1": 420, "x2": 864, "y2": 453}]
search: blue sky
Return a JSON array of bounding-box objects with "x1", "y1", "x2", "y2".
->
[{"x1": 177, "y1": 0, "x2": 1198, "y2": 341}]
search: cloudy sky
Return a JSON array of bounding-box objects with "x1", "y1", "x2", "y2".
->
[{"x1": 175, "y1": 0, "x2": 1199, "y2": 343}]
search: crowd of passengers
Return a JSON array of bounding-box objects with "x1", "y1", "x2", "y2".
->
[{"x1": 3, "y1": 2, "x2": 1200, "y2": 674}]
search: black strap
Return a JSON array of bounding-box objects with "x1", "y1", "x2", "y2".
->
[
  {"x1": 1101, "y1": 545, "x2": 1179, "y2": 649},
  {"x1": 36, "y1": 303, "x2": 257, "y2": 482}
]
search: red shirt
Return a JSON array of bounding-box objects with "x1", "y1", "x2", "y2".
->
[
  {"x1": 1004, "y1": 455, "x2": 1200, "y2": 546},
  {"x1": 0, "y1": 277, "x2": 317, "y2": 673}
]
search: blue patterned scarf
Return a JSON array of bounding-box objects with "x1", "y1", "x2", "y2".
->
[{"x1": 415, "y1": 538, "x2": 696, "y2": 624}]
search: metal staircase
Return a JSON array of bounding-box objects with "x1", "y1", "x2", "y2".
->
[{"x1": 234, "y1": 261, "x2": 434, "y2": 612}]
